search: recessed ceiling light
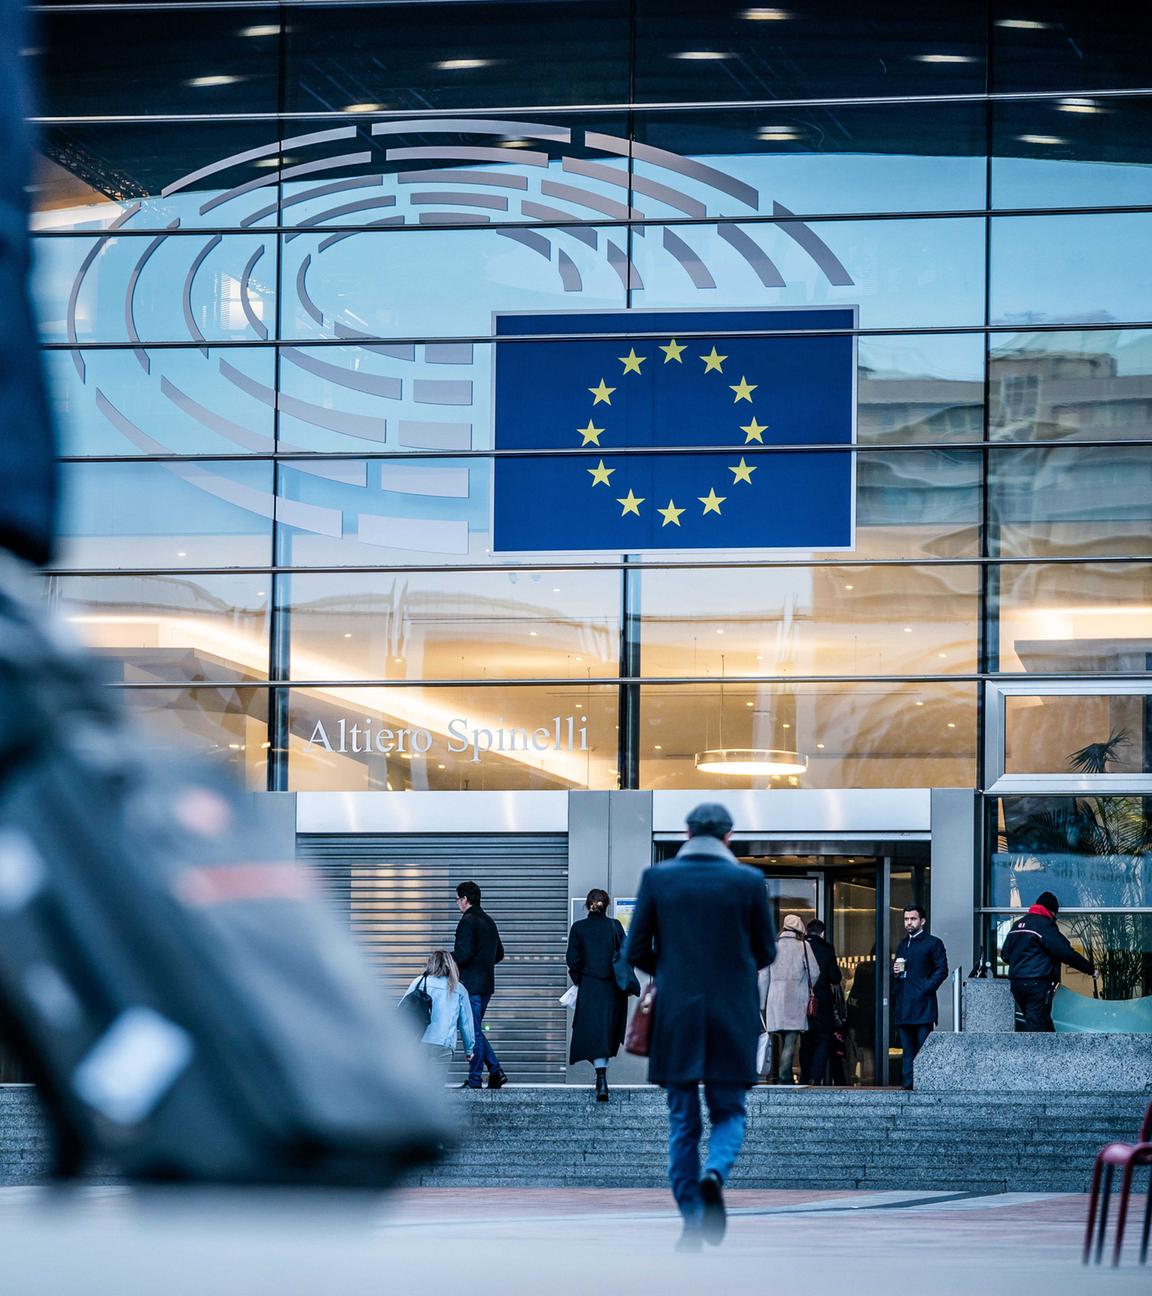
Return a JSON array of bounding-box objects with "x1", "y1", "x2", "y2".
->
[
  {"x1": 1058, "y1": 98, "x2": 1105, "y2": 114},
  {"x1": 345, "y1": 102, "x2": 383, "y2": 113},
  {"x1": 757, "y1": 127, "x2": 801, "y2": 141},
  {"x1": 816, "y1": 743, "x2": 825, "y2": 749},
  {"x1": 186, "y1": 75, "x2": 243, "y2": 88},
  {"x1": 947, "y1": 722, "x2": 956, "y2": 728},
  {"x1": 436, "y1": 58, "x2": 493, "y2": 70},
  {"x1": 1017, "y1": 134, "x2": 1065, "y2": 145},
  {"x1": 253, "y1": 158, "x2": 282, "y2": 168},
  {"x1": 782, "y1": 723, "x2": 790, "y2": 729},
  {"x1": 743, "y1": 7, "x2": 791, "y2": 18},
  {"x1": 746, "y1": 701, "x2": 754, "y2": 708},
  {"x1": 915, "y1": 701, "x2": 924, "y2": 707},
  {"x1": 654, "y1": 744, "x2": 663, "y2": 750},
  {"x1": 673, "y1": 51, "x2": 731, "y2": 60},
  {"x1": 844, "y1": 584, "x2": 854, "y2": 590},
  {"x1": 343, "y1": 633, "x2": 352, "y2": 639},
  {"x1": 239, "y1": 25, "x2": 279, "y2": 37},
  {"x1": 177, "y1": 551, "x2": 187, "y2": 557},
  {"x1": 903, "y1": 626, "x2": 912, "y2": 633},
  {"x1": 996, "y1": 18, "x2": 1051, "y2": 29},
  {"x1": 552, "y1": 586, "x2": 560, "y2": 592},
  {"x1": 437, "y1": 763, "x2": 446, "y2": 770},
  {"x1": 915, "y1": 54, "x2": 976, "y2": 63},
  {"x1": 529, "y1": 630, "x2": 538, "y2": 636},
  {"x1": 502, "y1": 138, "x2": 534, "y2": 148}
]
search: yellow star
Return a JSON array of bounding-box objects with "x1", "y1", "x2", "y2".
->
[
  {"x1": 741, "y1": 416, "x2": 769, "y2": 443},
  {"x1": 698, "y1": 487, "x2": 726, "y2": 515},
  {"x1": 659, "y1": 338, "x2": 686, "y2": 363},
  {"x1": 618, "y1": 348, "x2": 646, "y2": 374},
  {"x1": 589, "y1": 378, "x2": 616, "y2": 405},
  {"x1": 617, "y1": 489, "x2": 644, "y2": 517},
  {"x1": 657, "y1": 499, "x2": 685, "y2": 527},
  {"x1": 587, "y1": 459, "x2": 614, "y2": 487},
  {"x1": 729, "y1": 457, "x2": 756, "y2": 485},
  {"x1": 730, "y1": 376, "x2": 757, "y2": 403},
  {"x1": 700, "y1": 346, "x2": 727, "y2": 373},
  {"x1": 577, "y1": 419, "x2": 604, "y2": 446}
]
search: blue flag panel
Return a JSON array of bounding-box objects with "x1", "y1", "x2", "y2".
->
[{"x1": 492, "y1": 309, "x2": 855, "y2": 553}]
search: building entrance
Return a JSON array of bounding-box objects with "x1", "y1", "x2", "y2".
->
[{"x1": 653, "y1": 838, "x2": 929, "y2": 1086}]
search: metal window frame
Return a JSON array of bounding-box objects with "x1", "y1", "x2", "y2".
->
[{"x1": 984, "y1": 679, "x2": 1152, "y2": 793}]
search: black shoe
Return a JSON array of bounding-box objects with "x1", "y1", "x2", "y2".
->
[
  {"x1": 459, "y1": 1082, "x2": 482, "y2": 1090},
  {"x1": 595, "y1": 1068, "x2": 609, "y2": 1102},
  {"x1": 698, "y1": 1170, "x2": 727, "y2": 1246},
  {"x1": 487, "y1": 1070, "x2": 508, "y2": 1089},
  {"x1": 675, "y1": 1227, "x2": 703, "y2": 1254}
]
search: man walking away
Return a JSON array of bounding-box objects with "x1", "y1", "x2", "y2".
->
[
  {"x1": 452, "y1": 881, "x2": 508, "y2": 1090},
  {"x1": 892, "y1": 905, "x2": 948, "y2": 1091},
  {"x1": 625, "y1": 803, "x2": 775, "y2": 1251},
  {"x1": 1001, "y1": 890, "x2": 1096, "y2": 1032},
  {"x1": 799, "y1": 919, "x2": 842, "y2": 1085}
]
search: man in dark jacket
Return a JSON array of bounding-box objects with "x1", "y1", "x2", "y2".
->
[
  {"x1": 799, "y1": 919, "x2": 842, "y2": 1085},
  {"x1": 892, "y1": 905, "x2": 948, "y2": 1090},
  {"x1": 1001, "y1": 890, "x2": 1096, "y2": 1032},
  {"x1": 452, "y1": 880, "x2": 508, "y2": 1090},
  {"x1": 625, "y1": 803, "x2": 775, "y2": 1250}
]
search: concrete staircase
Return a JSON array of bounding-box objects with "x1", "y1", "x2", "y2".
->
[{"x1": 2, "y1": 1083, "x2": 1147, "y2": 1192}]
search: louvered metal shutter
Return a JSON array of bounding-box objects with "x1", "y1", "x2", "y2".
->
[{"x1": 299, "y1": 834, "x2": 569, "y2": 1083}]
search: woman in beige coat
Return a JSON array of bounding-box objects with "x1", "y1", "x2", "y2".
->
[{"x1": 760, "y1": 913, "x2": 819, "y2": 1084}]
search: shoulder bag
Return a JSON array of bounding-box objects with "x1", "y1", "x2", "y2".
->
[
  {"x1": 624, "y1": 980, "x2": 656, "y2": 1056},
  {"x1": 803, "y1": 942, "x2": 818, "y2": 1020},
  {"x1": 399, "y1": 974, "x2": 433, "y2": 1033},
  {"x1": 611, "y1": 918, "x2": 641, "y2": 996}
]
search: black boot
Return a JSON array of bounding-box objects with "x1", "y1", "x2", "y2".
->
[{"x1": 595, "y1": 1067, "x2": 609, "y2": 1102}]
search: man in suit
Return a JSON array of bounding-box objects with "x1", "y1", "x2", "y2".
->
[
  {"x1": 625, "y1": 803, "x2": 775, "y2": 1250},
  {"x1": 452, "y1": 880, "x2": 508, "y2": 1090},
  {"x1": 892, "y1": 904, "x2": 949, "y2": 1090}
]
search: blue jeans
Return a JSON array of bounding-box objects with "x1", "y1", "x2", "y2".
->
[
  {"x1": 665, "y1": 1084, "x2": 748, "y2": 1224},
  {"x1": 467, "y1": 993, "x2": 503, "y2": 1087}
]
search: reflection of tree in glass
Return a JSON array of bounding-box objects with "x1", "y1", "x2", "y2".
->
[{"x1": 1002, "y1": 730, "x2": 1149, "y2": 1001}]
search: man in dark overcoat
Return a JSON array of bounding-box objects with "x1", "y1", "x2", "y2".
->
[
  {"x1": 624, "y1": 803, "x2": 775, "y2": 1249},
  {"x1": 799, "y1": 918, "x2": 842, "y2": 1085},
  {"x1": 892, "y1": 904, "x2": 948, "y2": 1090}
]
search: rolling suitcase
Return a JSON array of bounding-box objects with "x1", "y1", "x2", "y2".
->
[{"x1": 0, "y1": 586, "x2": 451, "y2": 1184}]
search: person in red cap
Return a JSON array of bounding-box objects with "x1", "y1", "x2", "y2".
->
[{"x1": 1000, "y1": 891, "x2": 1097, "y2": 1031}]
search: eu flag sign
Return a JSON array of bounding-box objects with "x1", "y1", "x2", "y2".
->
[{"x1": 492, "y1": 308, "x2": 855, "y2": 553}]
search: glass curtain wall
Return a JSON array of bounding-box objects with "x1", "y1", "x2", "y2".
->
[{"x1": 22, "y1": 0, "x2": 1152, "y2": 953}]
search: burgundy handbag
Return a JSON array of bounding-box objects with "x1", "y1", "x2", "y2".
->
[{"x1": 624, "y1": 981, "x2": 656, "y2": 1056}]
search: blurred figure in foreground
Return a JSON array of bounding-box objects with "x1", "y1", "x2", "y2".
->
[
  {"x1": 565, "y1": 888, "x2": 634, "y2": 1102},
  {"x1": 402, "y1": 950, "x2": 476, "y2": 1081},
  {"x1": 625, "y1": 803, "x2": 775, "y2": 1251}
]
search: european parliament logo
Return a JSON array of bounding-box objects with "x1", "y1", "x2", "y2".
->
[{"x1": 492, "y1": 309, "x2": 856, "y2": 553}]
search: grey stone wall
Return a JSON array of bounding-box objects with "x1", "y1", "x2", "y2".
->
[{"x1": 916, "y1": 1032, "x2": 1152, "y2": 1093}]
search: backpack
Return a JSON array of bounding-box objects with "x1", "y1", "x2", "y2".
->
[{"x1": 399, "y1": 975, "x2": 434, "y2": 1033}]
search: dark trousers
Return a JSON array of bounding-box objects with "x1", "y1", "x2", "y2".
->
[
  {"x1": 1011, "y1": 978, "x2": 1056, "y2": 1032},
  {"x1": 467, "y1": 993, "x2": 503, "y2": 1087},
  {"x1": 799, "y1": 1027, "x2": 834, "y2": 1084},
  {"x1": 897, "y1": 1022, "x2": 933, "y2": 1088}
]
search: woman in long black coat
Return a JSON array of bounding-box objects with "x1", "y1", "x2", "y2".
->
[{"x1": 566, "y1": 889, "x2": 629, "y2": 1102}]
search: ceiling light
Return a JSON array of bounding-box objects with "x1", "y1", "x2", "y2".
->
[
  {"x1": 915, "y1": 54, "x2": 977, "y2": 64},
  {"x1": 437, "y1": 58, "x2": 493, "y2": 70},
  {"x1": 1017, "y1": 134, "x2": 1065, "y2": 145},
  {"x1": 673, "y1": 51, "x2": 731, "y2": 60},
  {"x1": 177, "y1": 551, "x2": 187, "y2": 557},
  {"x1": 345, "y1": 102, "x2": 383, "y2": 113},
  {"x1": 743, "y1": 7, "x2": 791, "y2": 18},
  {"x1": 239, "y1": 25, "x2": 279, "y2": 38},
  {"x1": 1058, "y1": 98, "x2": 1104, "y2": 114},
  {"x1": 343, "y1": 633, "x2": 352, "y2": 639},
  {"x1": 253, "y1": 158, "x2": 282, "y2": 168},
  {"x1": 186, "y1": 75, "x2": 243, "y2": 88},
  {"x1": 915, "y1": 701, "x2": 924, "y2": 707},
  {"x1": 844, "y1": 584, "x2": 854, "y2": 590},
  {"x1": 552, "y1": 586, "x2": 560, "y2": 592},
  {"x1": 903, "y1": 627, "x2": 912, "y2": 633},
  {"x1": 746, "y1": 701, "x2": 754, "y2": 708},
  {"x1": 529, "y1": 630, "x2": 538, "y2": 636},
  {"x1": 996, "y1": 18, "x2": 1051, "y2": 29},
  {"x1": 816, "y1": 743, "x2": 825, "y2": 749},
  {"x1": 654, "y1": 744, "x2": 662, "y2": 750},
  {"x1": 695, "y1": 748, "x2": 808, "y2": 776},
  {"x1": 757, "y1": 127, "x2": 801, "y2": 141},
  {"x1": 437, "y1": 764, "x2": 446, "y2": 770},
  {"x1": 502, "y1": 138, "x2": 534, "y2": 148},
  {"x1": 947, "y1": 722, "x2": 956, "y2": 728}
]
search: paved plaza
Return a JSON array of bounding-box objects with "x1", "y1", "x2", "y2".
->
[{"x1": 0, "y1": 1185, "x2": 1146, "y2": 1293}]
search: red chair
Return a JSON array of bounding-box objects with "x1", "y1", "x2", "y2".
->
[{"x1": 1083, "y1": 1099, "x2": 1152, "y2": 1267}]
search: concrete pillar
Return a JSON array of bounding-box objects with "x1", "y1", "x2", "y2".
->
[{"x1": 929, "y1": 788, "x2": 980, "y2": 1031}]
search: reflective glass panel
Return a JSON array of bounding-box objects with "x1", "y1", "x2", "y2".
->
[
  {"x1": 990, "y1": 329, "x2": 1152, "y2": 443},
  {"x1": 990, "y1": 214, "x2": 1152, "y2": 327},
  {"x1": 282, "y1": 569, "x2": 621, "y2": 681},
  {"x1": 1003, "y1": 694, "x2": 1152, "y2": 776},
  {"x1": 34, "y1": 233, "x2": 276, "y2": 345},
  {"x1": 858, "y1": 333, "x2": 984, "y2": 444},
  {"x1": 47, "y1": 573, "x2": 271, "y2": 690},
  {"x1": 285, "y1": 684, "x2": 619, "y2": 791},
  {"x1": 635, "y1": 102, "x2": 986, "y2": 219},
  {"x1": 992, "y1": 96, "x2": 1152, "y2": 211},
  {"x1": 35, "y1": 8, "x2": 279, "y2": 117},
  {"x1": 989, "y1": 914, "x2": 1152, "y2": 1006},
  {"x1": 56, "y1": 460, "x2": 274, "y2": 570},
  {"x1": 989, "y1": 444, "x2": 1152, "y2": 559},
  {"x1": 635, "y1": 1, "x2": 986, "y2": 103},
  {"x1": 48, "y1": 347, "x2": 276, "y2": 457},
  {"x1": 632, "y1": 219, "x2": 986, "y2": 331},
  {"x1": 121, "y1": 686, "x2": 269, "y2": 792},
  {"x1": 283, "y1": 2, "x2": 629, "y2": 113},
  {"x1": 31, "y1": 122, "x2": 285, "y2": 233},
  {"x1": 637, "y1": 564, "x2": 979, "y2": 678},
  {"x1": 997, "y1": 562, "x2": 1152, "y2": 675},
  {"x1": 991, "y1": 3, "x2": 1152, "y2": 93},
  {"x1": 639, "y1": 680, "x2": 977, "y2": 789},
  {"x1": 280, "y1": 227, "x2": 626, "y2": 342}
]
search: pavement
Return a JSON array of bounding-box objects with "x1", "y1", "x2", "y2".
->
[{"x1": 0, "y1": 1185, "x2": 1147, "y2": 1293}]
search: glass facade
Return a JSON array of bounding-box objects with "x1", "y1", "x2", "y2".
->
[{"x1": 27, "y1": 2, "x2": 1152, "y2": 991}]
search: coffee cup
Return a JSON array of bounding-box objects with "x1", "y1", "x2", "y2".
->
[{"x1": 893, "y1": 957, "x2": 906, "y2": 975}]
